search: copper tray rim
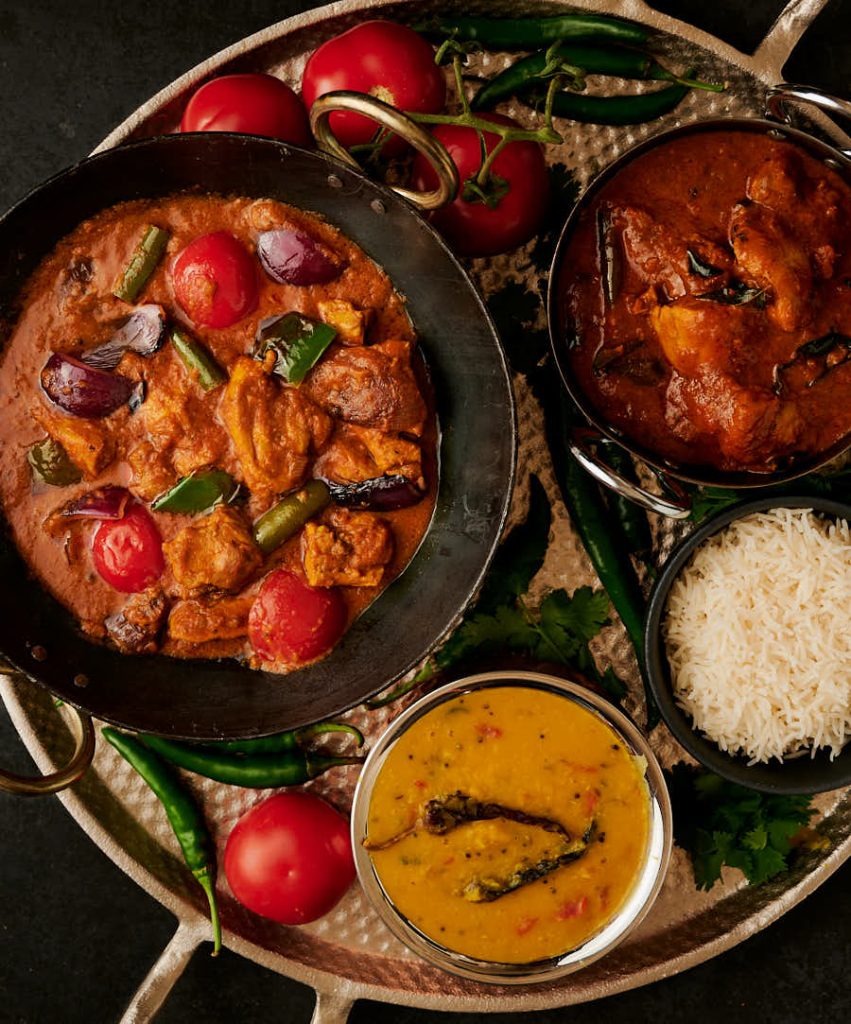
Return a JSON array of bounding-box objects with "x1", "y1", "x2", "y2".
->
[{"x1": 4, "y1": 0, "x2": 850, "y2": 1020}]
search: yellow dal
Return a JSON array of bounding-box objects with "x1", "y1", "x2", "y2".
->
[{"x1": 365, "y1": 687, "x2": 650, "y2": 963}]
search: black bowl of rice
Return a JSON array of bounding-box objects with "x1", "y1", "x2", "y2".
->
[{"x1": 645, "y1": 495, "x2": 851, "y2": 794}]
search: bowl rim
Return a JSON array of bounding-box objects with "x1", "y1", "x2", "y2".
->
[
  {"x1": 350, "y1": 669, "x2": 673, "y2": 984},
  {"x1": 645, "y1": 494, "x2": 851, "y2": 794}
]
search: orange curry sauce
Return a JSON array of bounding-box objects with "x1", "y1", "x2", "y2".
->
[
  {"x1": 558, "y1": 131, "x2": 851, "y2": 473},
  {"x1": 0, "y1": 195, "x2": 436, "y2": 668}
]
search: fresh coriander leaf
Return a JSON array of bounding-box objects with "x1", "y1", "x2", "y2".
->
[
  {"x1": 475, "y1": 475, "x2": 550, "y2": 614},
  {"x1": 767, "y1": 816, "x2": 811, "y2": 850},
  {"x1": 435, "y1": 605, "x2": 536, "y2": 668},
  {"x1": 541, "y1": 585, "x2": 610, "y2": 644},
  {"x1": 690, "y1": 829, "x2": 732, "y2": 890},
  {"x1": 743, "y1": 826, "x2": 767, "y2": 852},
  {"x1": 667, "y1": 764, "x2": 816, "y2": 891},
  {"x1": 598, "y1": 666, "x2": 628, "y2": 702},
  {"x1": 748, "y1": 846, "x2": 788, "y2": 886},
  {"x1": 688, "y1": 486, "x2": 740, "y2": 522},
  {"x1": 485, "y1": 280, "x2": 549, "y2": 379}
]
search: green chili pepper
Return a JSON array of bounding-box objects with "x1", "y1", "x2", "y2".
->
[
  {"x1": 472, "y1": 45, "x2": 723, "y2": 111},
  {"x1": 599, "y1": 444, "x2": 654, "y2": 565},
  {"x1": 254, "y1": 313, "x2": 337, "y2": 386},
  {"x1": 364, "y1": 663, "x2": 432, "y2": 710},
  {"x1": 418, "y1": 13, "x2": 648, "y2": 48},
  {"x1": 253, "y1": 479, "x2": 331, "y2": 554},
  {"x1": 210, "y1": 721, "x2": 364, "y2": 755},
  {"x1": 171, "y1": 329, "x2": 227, "y2": 391},
  {"x1": 102, "y1": 728, "x2": 221, "y2": 955},
  {"x1": 140, "y1": 734, "x2": 363, "y2": 788},
  {"x1": 27, "y1": 438, "x2": 82, "y2": 487},
  {"x1": 152, "y1": 469, "x2": 238, "y2": 514},
  {"x1": 544, "y1": 391, "x2": 659, "y2": 726},
  {"x1": 113, "y1": 225, "x2": 170, "y2": 304},
  {"x1": 536, "y1": 77, "x2": 693, "y2": 125}
]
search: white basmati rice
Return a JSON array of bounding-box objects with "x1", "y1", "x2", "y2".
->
[{"x1": 663, "y1": 507, "x2": 851, "y2": 764}]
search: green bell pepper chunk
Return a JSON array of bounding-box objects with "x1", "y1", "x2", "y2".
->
[
  {"x1": 151, "y1": 469, "x2": 238, "y2": 514},
  {"x1": 255, "y1": 313, "x2": 337, "y2": 386}
]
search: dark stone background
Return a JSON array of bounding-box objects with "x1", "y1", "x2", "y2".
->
[{"x1": 0, "y1": 1, "x2": 849, "y2": 1021}]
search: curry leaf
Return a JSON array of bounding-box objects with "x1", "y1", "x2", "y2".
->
[
  {"x1": 698, "y1": 282, "x2": 766, "y2": 307},
  {"x1": 686, "y1": 248, "x2": 722, "y2": 278},
  {"x1": 797, "y1": 331, "x2": 851, "y2": 359}
]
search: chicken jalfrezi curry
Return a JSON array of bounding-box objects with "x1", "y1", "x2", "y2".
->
[
  {"x1": 560, "y1": 130, "x2": 851, "y2": 472},
  {"x1": 0, "y1": 195, "x2": 435, "y2": 669}
]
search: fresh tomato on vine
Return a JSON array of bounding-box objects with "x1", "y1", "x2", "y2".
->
[
  {"x1": 301, "y1": 20, "x2": 446, "y2": 151},
  {"x1": 412, "y1": 113, "x2": 551, "y2": 257},
  {"x1": 180, "y1": 73, "x2": 311, "y2": 146}
]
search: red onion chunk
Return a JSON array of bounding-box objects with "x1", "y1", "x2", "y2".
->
[
  {"x1": 41, "y1": 352, "x2": 135, "y2": 418},
  {"x1": 58, "y1": 486, "x2": 130, "y2": 521},
  {"x1": 82, "y1": 305, "x2": 167, "y2": 371},
  {"x1": 257, "y1": 229, "x2": 342, "y2": 285},
  {"x1": 323, "y1": 475, "x2": 425, "y2": 511}
]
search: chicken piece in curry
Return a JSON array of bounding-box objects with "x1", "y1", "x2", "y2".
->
[
  {"x1": 559, "y1": 131, "x2": 851, "y2": 472},
  {"x1": 0, "y1": 195, "x2": 436, "y2": 669}
]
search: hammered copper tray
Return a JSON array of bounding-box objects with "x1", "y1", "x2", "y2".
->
[{"x1": 3, "y1": 1, "x2": 851, "y2": 1022}]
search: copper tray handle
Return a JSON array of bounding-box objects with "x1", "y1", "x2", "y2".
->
[
  {"x1": 766, "y1": 84, "x2": 851, "y2": 156},
  {"x1": 309, "y1": 91, "x2": 459, "y2": 211},
  {"x1": 0, "y1": 660, "x2": 95, "y2": 796},
  {"x1": 569, "y1": 427, "x2": 692, "y2": 520}
]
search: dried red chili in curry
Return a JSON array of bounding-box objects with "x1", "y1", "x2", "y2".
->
[
  {"x1": 0, "y1": 194, "x2": 437, "y2": 669},
  {"x1": 558, "y1": 130, "x2": 851, "y2": 473}
]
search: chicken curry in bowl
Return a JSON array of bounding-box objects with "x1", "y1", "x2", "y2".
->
[
  {"x1": 556, "y1": 128, "x2": 851, "y2": 474},
  {"x1": 0, "y1": 193, "x2": 436, "y2": 671}
]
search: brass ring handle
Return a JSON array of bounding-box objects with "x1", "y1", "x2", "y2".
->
[
  {"x1": 309, "y1": 91, "x2": 459, "y2": 212},
  {"x1": 0, "y1": 663, "x2": 95, "y2": 796},
  {"x1": 766, "y1": 84, "x2": 851, "y2": 157},
  {"x1": 570, "y1": 427, "x2": 692, "y2": 520}
]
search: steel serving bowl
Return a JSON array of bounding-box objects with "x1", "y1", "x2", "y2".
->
[
  {"x1": 351, "y1": 670, "x2": 672, "y2": 984},
  {"x1": 0, "y1": 130, "x2": 515, "y2": 759},
  {"x1": 645, "y1": 495, "x2": 851, "y2": 794},
  {"x1": 547, "y1": 85, "x2": 851, "y2": 520}
]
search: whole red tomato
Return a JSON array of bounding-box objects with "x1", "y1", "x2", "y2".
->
[
  {"x1": 172, "y1": 231, "x2": 259, "y2": 329},
  {"x1": 248, "y1": 570, "x2": 347, "y2": 664},
  {"x1": 411, "y1": 114, "x2": 550, "y2": 257},
  {"x1": 224, "y1": 792, "x2": 355, "y2": 925},
  {"x1": 180, "y1": 73, "x2": 311, "y2": 147},
  {"x1": 302, "y1": 20, "x2": 446, "y2": 151},
  {"x1": 92, "y1": 504, "x2": 164, "y2": 593}
]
